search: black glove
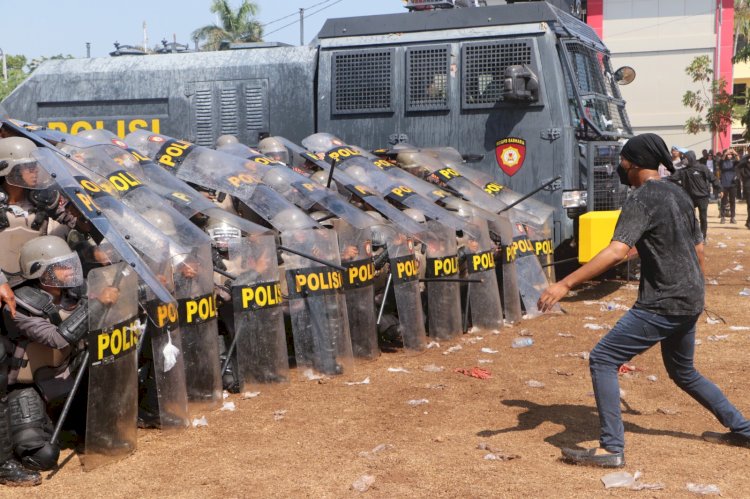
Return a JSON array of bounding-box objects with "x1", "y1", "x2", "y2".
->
[{"x1": 58, "y1": 300, "x2": 89, "y2": 345}]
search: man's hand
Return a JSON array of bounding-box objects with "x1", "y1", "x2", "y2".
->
[
  {"x1": 0, "y1": 283, "x2": 16, "y2": 318},
  {"x1": 98, "y1": 286, "x2": 120, "y2": 306},
  {"x1": 537, "y1": 281, "x2": 570, "y2": 313}
]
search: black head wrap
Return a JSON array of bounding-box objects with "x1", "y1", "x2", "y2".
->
[
  {"x1": 683, "y1": 150, "x2": 699, "y2": 168},
  {"x1": 620, "y1": 133, "x2": 674, "y2": 173}
]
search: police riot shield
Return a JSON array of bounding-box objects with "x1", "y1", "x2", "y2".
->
[
  {"x1": 282, "y1": 228, "x2": 353, "y2": 377},
  {"x1": 509, "y1": 222, "x2": 557, "y2": 318},
  {"x1": 173, "y1": 243, "x2": 223, "y2": 410},
  {"x1": 84, "y1": 263, "x2": 139, "y2": 470},
  {"x1": 490, "y1": 213, "x2": 523, "y2": 324},
  {"x1": 227, "y1": 236, "x2": 289, "y2": 387},
  {"x1": 461, "y1": 217, "x2": 504, "y2": 332},
  {"x1": 423, "y1": 221, "x2": 462, "y2": 340},
  {"x1": 385, "y1": 233, "x2": 427, "y2": 351},
  {"x1": 334, "y1": 220, "x2": 378, "y2": 359}
]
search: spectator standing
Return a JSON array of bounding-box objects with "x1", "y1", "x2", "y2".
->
[
  {"x1": 737, "y1": 153, "x2": 750, "y2": 229},
  {"x1": 718, "y1": 149, "x2": 739, "y2": 224},
  {"x1": 670, "y1": 150, "x2": 722, "y2": 241}
]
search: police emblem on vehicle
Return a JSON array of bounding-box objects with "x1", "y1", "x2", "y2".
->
[{"x1": 495, "y1": 137, "x2": 526, "y2": 177}]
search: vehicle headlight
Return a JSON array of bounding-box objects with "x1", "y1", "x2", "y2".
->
[{"x1": 562, "y1": 190, "x2": 587, "y2": 209}]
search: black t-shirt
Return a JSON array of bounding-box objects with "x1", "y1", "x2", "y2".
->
[{"x1": 611, "y1": 179, "x2": 704, "y2": 316}]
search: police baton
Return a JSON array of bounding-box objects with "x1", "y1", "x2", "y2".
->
[
  {"x1": 278, "y1": 245, "x2": 346, "y2": 272},
  {"x1": 419, "y1": 277, "x2": 483, "y2": 283},
  {"x1": 498, "y1": 176, "x2": 562, "y2": 213},
  {"x1": 214, "y1": 267, "x2": 237, "y2": 281}
]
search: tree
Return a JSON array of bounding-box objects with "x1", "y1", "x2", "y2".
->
[
  {"x1": 191, "y1": 0, "x2": 263, "y2": 51},
  {"x1": 0, "y1": 53, "x2": 73, "y2": 102},
  {"x1": 681, "y1": 55, "x2": 734, "y2": 137}
]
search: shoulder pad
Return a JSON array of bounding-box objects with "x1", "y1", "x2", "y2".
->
[{"x1": 13, "y1": 286, "x2": 53, "y2": 317}]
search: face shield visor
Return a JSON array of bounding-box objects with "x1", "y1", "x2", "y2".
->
[
  {"x1": 40, "y1": 252, "x2": 85, "y2": 288},
  {"x1": 5, "y1": 159, "x2": 55, "y2": 190}
]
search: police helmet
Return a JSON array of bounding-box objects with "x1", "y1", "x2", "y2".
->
[
  {"x1": 19, "y1": 236, "x2": 84, "y2": 288},
  {"x1": 301, "y1": 133, "x2": 345, "y2": 154},
  {"x1": 205, "y1": 217, "x2": 241, "y2": 250},
  {"x1": 403, "y1": 208, "x2": 426, "y2": 224},
  {"x1": 310, "y1": 170, "x2": 337, "y2": 191},
  {"x1": 258, "y1": 137, "x2": 290, "y2": 165},
  {"x1": 0, "y1": 137, "x2": 37, "y2": 177},
  {"x1": 76, "y1": 128, "x2": 119, "y2": 144},
  {"x1": 143, "y1": 209, "x2": 178, "y2": 237},
  {"x1": 443, "y1": 197, "x2": 475, "y2": 218},
  {"x1": 216, "y1": 135, "x2": 239, "y2": 148},
  {"x1": 270, "y1": 208, "x2": 313, "y2": 231}
]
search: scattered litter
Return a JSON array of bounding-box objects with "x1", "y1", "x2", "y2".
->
[
  {"x1": 454, "y1": 367, "x2": 492, "y2": 379},
  {"x1": 192, "y1": 416, "x2": 208, "y2": 428},
  {"x1": 583, "y1": 300, "x2": 597, "y2": 306},
  {"x1": 525, "y1": 380, "x2": 544, "y2": 388},
  {"x1": 567, "y1": 290, "x2": 578, "y2": 297},
  {"x1": 518, "y1": 329, "x2": 533, "y2": 337},
  {"x1": 599, "y1": 301, "x2": 629, "y2": 312},
  {"x1": 242, "y1": 391, "x2": 261, "y2": 399},
  {"x1": 478, "y1": 359, "x2": 493, "y2": 364},
  {"x1": 511, "y1": 337, "x2": 534, "y2": 348},
  {"x1": 686, "y1": 483, "x2": 720, "y2": 495},
  {"x1": 477, "y1": 443, "x2": 520, "y2": 461},
  {"x1": 302, "y1": 369, "x2": 326, "y2": 381},
  {"x1": 657, "y1": 407, "x2": 678, "y2": 415},
  {"x1": 733, "y1": 264, "x2": 744, "y2": 272},
  {"x1": 623, "y1": 283, "x2": 638, "y2": 290},
  {"x1": 601, "y1": 471, "x2": 664, "y2": 491},
  {"x1": 489, "y1": 329, "x2": 501, "y2": 335},
  {"x1": 729, "y1": 326, "x2": 750, "y2": 331},
  {"x1": 426, "y1": 341, "x2": 440, "y2": 349},
  {"x1": 422, "y1": 364, "x2": 445, "y2": 373},
  {"x1": 737, "y1": 250, "x2": 744, "y2": 254},
  {"x1": 717, "y1": 242, "x2": 727, "y2": 248},
  {"x1": 719, "y1": 269, "x2": 731, "y2": 275},
  {"x1": 618, "y1": 364, "x2": 642, "y2": 375},
  {"x1": 695, "y1": 339, "x2": 703, "y2": 345},
  {"x1": 388, "y1": 367, "x2": 411, "y2": 373},
  {"x1": 273, "y1": 410, "x2": 287, "y2": 421},
  {"x1": 554, "y1": 369, "x2": 574, "y2": 376},
  {"x1": 584, "y1": 316, "x2": 596, "y2": 320},
  {"x1": 707, "y1": 334, "x2": 729, "y2": 342},
  {"x1": 345, "y1": 377, "x2": 371, "y2": 386},
  {"x1": 480, "y1": 347, "x2": 499, "y2": 354},
  {"x1": 221, "y1": 401, "x2": 236, "y2": 412},
  {"x1": 468, "y1": 326, "x2": 482, "y2": 334},
  {"x1": 407, "y1": 399, "x2": 429, "y2": 406},
  {"x1": 463, "y1": 336, "x2": 484, "y2": 345},
  {"x1": 443, "y1": 345, "x2": 462, "y2": 355},
  {"x1": 740, "y1": 288, "x2": 750, "y2": 297},
  {"x1": 351, "y1": 475, "x2": 376, "y2": 493},
  {"x1": 426, "y1": 384, "x2": 447, "y2": 390},
  {"x1": 707, "y1": 279, "x2": 719, "y2": 286},
  {"x1": 222, "y1": 390, "x2": 229, "y2": 399},
  {"x1": 647, "y1": 375, "x2": 658, "y2": 382},
  {"x1": 557, "y1": 351, "x2": 590, "y2": 360},
  {"x1": 558, "y1": 332, "x2": 574, "y2": 338},
  {"x1": 584, "y1": 323, "x2": 605, "y2": 330},
  {"x1": 706, "y1": 316, "x2": 722, "y2": 325},
  {"x1": 359, "y1": 443, "x2": 393, "y2": 458}
]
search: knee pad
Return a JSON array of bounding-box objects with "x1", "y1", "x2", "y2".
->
[
  {"x1": 20, "y1": 442, "x2": 60, "y2": 471},
  {"x1": 8, "y1": 388, "x2": 57, "y2": 469}
]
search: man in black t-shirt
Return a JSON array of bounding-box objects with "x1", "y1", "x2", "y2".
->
[{"x1": 538, "y1": 133, "x2": 750, "y2": 468}]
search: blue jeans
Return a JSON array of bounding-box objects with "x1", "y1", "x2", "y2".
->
[{"x1": 589, "y1": 308, "x2": 750, "y2": 452}]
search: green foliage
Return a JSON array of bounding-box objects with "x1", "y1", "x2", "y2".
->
[
  {"x1": 192, "y1": 0, "x2": 263, "y2": 51},
  {"x1": 0, "y1": 53, "x2": 73, "y2": 101},
  {"x1": 681, "y1": 55, "x2": 734, "y2": 136}
]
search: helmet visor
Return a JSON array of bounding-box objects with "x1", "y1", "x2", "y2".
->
[
  {"x1": 5, "y1": 160, "x2": 55, "y2": 190},
  {"x1": 40, "y1": 252, "x2": 84, "y2": 287}
]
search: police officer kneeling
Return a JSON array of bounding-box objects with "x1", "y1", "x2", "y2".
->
[{"x1": 0, "y1": 236, "x2": 105, "y2": 477}]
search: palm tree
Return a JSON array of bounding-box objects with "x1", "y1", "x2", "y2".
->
[
  {"x1": 736, "y1": 0, "x2": 750, "y2": 57},
  {"x1": 192, "y1": 0, "x2": 263, "y2": 51}
]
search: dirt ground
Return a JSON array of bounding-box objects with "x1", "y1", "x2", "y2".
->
[{"x1": 10, "y1": 201, "x2": 750, "y2": 498}]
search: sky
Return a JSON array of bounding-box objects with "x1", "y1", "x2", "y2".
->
[{"x1": 0, "y1": 0, "x2": 405, "y2": 61}]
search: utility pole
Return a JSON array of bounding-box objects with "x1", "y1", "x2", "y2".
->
[
  {"x1": 299, "y1": 8, "x2": 304, "y2": 46},
  {"x1": 86, "y1": 42, "x2": 91, "y2": 58},
  {"x1": 143, "y1": 21, "x2": 149, "y2": 53},
  {"x1": 0, "y1": 48, "x2": 6, "y2": 83}
]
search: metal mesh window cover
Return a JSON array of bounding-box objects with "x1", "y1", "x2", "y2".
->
[
  {"x1": 461, "y1": 40, "x2": 533, "y2": 109},
  {"x1": 194, "y1": 88, "x2": 213, "y2": 147},
  {"x1": 220, "y1": 88, "x2": 239, "y2": 137},
  {"x1": 588, "y1": 142, "x2": 628, "y2": 211},
  {"x1": 581, "y1": 96, "x2": 631, "y2": 135},
  {"x1": 332, "y1": 49, "x2": 394, "y2": 114},
  {"x1": 406, "y1": 45, "x2": 450, "y2": 111}
]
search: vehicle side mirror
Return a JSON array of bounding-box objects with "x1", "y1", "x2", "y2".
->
[
  {"x1": 614, "y1": 66, "x2": 636, "y2": 85},
  {"x1": 503, "y1": 64, "x2": 539, "y2": 102}
]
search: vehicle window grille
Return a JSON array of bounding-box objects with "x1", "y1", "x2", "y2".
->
[
  {"x1": 220, "y1": 88, "x2": 239, "y2": 137},
  {"x1": 245, "y1": 86, "x2": 264, "y2": 132},
  {"x1": 591, "y1": 143, "x2": 628, "y2": 211},
  {"x1": 462, "y1": 41, "x2": 532, "y2": 109},
  {"x1": 332, "y1": 49, "x2": 393, "y2": 114},
  {"x1": 406, "y1": 45, "x2": 450, "y2": 111},
  {"x1": 194, "y1": 88, "x2": 213, "y2": 147}
]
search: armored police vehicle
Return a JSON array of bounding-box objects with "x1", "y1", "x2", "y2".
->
[{"x1": 2, "y1": 0, "x2": 633, "y2": 255}]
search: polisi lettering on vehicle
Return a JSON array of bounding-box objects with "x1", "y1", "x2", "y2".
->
[
  {"x1": 426, "y1": 255, "x2": 459, "y2": 278},
  {"x1": 469, "y1": 250, "x2": 496, "y2": 273},
  {"x1": 46, "y1": 118, "x2": 160, "y2": 137},
  {"x1": 178, "y1": 293, "x2": 218, "y2": 326},
  {"x1": 234, "y1": 281, "x2": 283, "y2": 311},
  {"x1": 289, "y1": 267, "x2": 343, "y2": 297},
  {"x1": 155, "y1": 139, "x2": 195, "y2": 168},
  {"x1": 390, "y1": 254, "x2": 419, "y2": 283},
  {"x1": 93, "y1": 317, "x2": 141, "y2": 363},
  {"x1": 344, "y1": 259, "x2": 375, "y2": 289}
]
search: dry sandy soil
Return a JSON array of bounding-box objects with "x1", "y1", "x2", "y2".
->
[{"x1": 10, "y1": 202, "x2": 750, "y2": 498}]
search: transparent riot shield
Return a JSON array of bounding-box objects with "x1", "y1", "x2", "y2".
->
[
  {"x1": 227, "y1": 235, "x2": 289, "y2": 388},
  {"x1": 509, "y1": 222, "x2": 557, "y2": 319},
  {"x1": 84, "y1": 263, "x2": 139, "y2": 470},
  {"x1": 385, "y1": 234, "x2": 427, "y2": 351},
  {"x1": 334, "y1": 220, "x2": 378, "y2": 359},
  {"x1": 461, "y1": 218, "x2": 504, "y2": 333},
  {"x1": 490, "y1": 214, "x2": 523, "y2": 324},
  {"x1": 173, "y1": 244, "x2": 222, "y2": 410},
  {"x1": 423, "y1": 221, "x2": 462, "y2": 340},
  {"x1": 526, "y1": 218, "x2": 556, "y2": 282},
  {"x1": 282, "y1": 228, "x2": 353, "y2": 377}
]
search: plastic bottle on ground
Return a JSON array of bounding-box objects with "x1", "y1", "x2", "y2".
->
[{"x1": 512, "y1": 337, "x2": 534, "y2": 348}]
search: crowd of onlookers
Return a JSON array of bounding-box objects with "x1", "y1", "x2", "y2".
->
[{"x1": 660, "y1": 144, "x2": 750, "y2": 242}]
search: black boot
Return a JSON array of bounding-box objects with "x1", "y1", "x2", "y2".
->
[{"x1": 0, "y1": 397, "x2": 41, "y2": 486}]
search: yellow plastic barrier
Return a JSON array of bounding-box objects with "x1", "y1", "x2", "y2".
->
[{"x1": 578, "y1": 210, "x2": 621, "y2": 263}]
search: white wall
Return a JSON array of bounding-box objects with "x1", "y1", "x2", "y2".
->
[{"x1": 603, "y1": 0, "x2": 716, "y2": 151}]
